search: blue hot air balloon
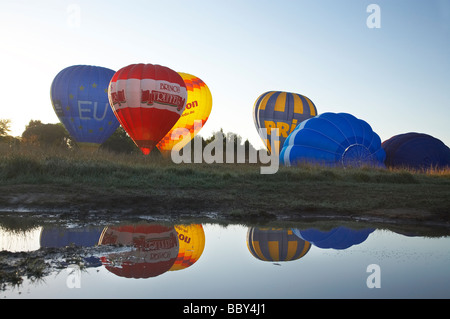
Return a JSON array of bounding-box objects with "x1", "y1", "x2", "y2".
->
[
  {"x1": 50, "y1": 65, "x2": 120, "y2": 147},
  {"x1": 280, "y1": 112, "x2": 386, "y2": 167},
  {"x1": 253, "y1": 91, "x2": 318, "y2": 154},
  {"x1": 292, "y1": 227, "x2": 374, "y2": 250},
  {"x1": 382, "y1": 132, "x2": 450, "y2": 170}
]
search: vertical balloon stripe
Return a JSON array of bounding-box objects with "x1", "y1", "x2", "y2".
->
[
  {"x1": 292, "y1": 94, "x2": 303, "y2": 114},
  {"x1": 274, "y1": 92, "x2": 287, "y2": 112}
]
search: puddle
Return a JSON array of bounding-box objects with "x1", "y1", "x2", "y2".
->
[{"x1": 1, "y1": 213, "x2": 450, "y2": 300}]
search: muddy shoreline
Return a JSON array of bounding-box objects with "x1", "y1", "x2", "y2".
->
[{"x1": 1, "y1": 184, "x2": 449, "y2": 236}]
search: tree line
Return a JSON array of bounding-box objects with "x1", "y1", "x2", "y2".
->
[{"x1": 0, "y1": 119, "x2": 259, "y2": 159}]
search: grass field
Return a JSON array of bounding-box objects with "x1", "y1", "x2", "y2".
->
[{"x1": 1, "y1": 143, "x2": 449, "y2": 227}]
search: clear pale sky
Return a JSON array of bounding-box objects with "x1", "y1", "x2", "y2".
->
[{"x1": 1, "y1": 0, "x2": 449, "y2": 149}]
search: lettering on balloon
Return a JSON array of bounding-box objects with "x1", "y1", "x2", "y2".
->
[
  {"x1": 78, "y1": 101, "x2": 108, "y2": 121},
  {"x1": 159, "y1": 83, "x2": 180, "y2": 93},
  {"x1": 185, "y1": 100, "x2": 198, "y2": 110},
  {"x1": 141, "y1": 89, "x2": 186, "y2": 111},
  {"x1": 264, "y1": 120, "x2": 298, "y2": 138},
  {"x1": 132, "y1": 232, "x2": 178, "y2": 251},
  {"x1": 110, "y1": 89, "x2": 126, "y2": 106},
  {"x1": 53, "y1": 100, "x2": 64, "y2": 116}
]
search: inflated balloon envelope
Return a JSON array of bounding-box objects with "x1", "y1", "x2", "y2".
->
[
  {"x1": 280, "y1": 112, "x2": 386, "y2": 168},
  {"x1": 157, "y1": 73, "x2": 212, "y2": 158},
  {"x1": 382, "y1": 132, "x2": 450, "y2": 170},
  {"x1": 253, "y1": 91, "x2": 318, "y2": 154},
  {"x1": 108, "y1": 63, "x2": 187, "y2": 155},
  {"x1": 50, "y1": 65, "x2": 120, "y2": 149}
]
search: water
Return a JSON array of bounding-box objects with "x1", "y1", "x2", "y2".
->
[{"x1": 1, "y1": 218, "x2": 450, "y2": 299}]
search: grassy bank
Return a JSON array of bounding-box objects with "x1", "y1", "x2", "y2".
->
[{"x1": 0, "y1": 144, "x2": 449, "y2": 223}]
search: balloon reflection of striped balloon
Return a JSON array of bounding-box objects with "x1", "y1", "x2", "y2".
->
[
  {"x1": 246, "y1": 228, "x2": 311, "y2": 262},
  {"x1": 170, "y1": 224, "x2": 205, "y2": 271}
]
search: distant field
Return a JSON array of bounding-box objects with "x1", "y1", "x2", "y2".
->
[{"x1": 0, "y1": 143, "x2": 449, "y2": 225}]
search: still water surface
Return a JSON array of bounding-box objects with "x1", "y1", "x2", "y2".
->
[{"x1": 1, "y1": 220, "x2": 450, "y2": 299}]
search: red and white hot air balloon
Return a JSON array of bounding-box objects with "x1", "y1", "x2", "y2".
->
[{"x1": 108, "y1": 63, "x2": 187, "y2": 155}]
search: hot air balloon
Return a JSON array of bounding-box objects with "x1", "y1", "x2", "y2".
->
[
  {"x1": 292, "y1": 227, "x2": 374, "y2": 250},
  {"x1": 246, "y1": 228, "x2": 311, "y2": 262},
  {"x1": 99, "y1": 224, "x2": 179, "y2": 279},
  {"x1": 382, "y1": 132, "x2": 450, "y2": 170},
  {"x1": 253, "y1": 91, "x2": 317, "y2": 154},
  {"x1": 50, "y1": 65, "x2": 120, "y2": 149},
  {"x1": 108, "y1": 63, "x2": 187, "y2": 155},
  {"x1": 157, "y1": 73, "x2": 212, "y2": 157},
  {"x1": 170, "y1": 224, "x2": 205, "y2": 271},
  {"x1": 280, "y1": 112, "x2": 386, "y2": 167}
]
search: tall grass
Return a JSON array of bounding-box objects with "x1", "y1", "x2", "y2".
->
[{"x1": 1, "y1": 142, "x2": 449, "y2": 188}]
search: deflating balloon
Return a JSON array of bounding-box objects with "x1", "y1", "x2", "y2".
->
[
  {"x1": 108, "y1": 63, "x2": 187, "y2": 155},
  {"x1": 280, "y1": 112, "x2": 386, "y2": 167},
  {"x1": 99, "y1": 224, "x2": 179, "y2": 279},
  {"x1": 50, "y1": 65, "x2": 120, "y2": 147},
  {"x1": 292, "y1": 227, "x2": 374, "y2": 250},
  {"x1": 246, "y1": 228, "x2": 311, "y2": 262},
  {"x1": 253, "y1": 91, "x2": 317, "y2": 154},
  {"x1": 170, "y1": 224, "x2": 205, "y2": 271},
  {"x1": 382, "y1": 132, "x2": 450, "y2": 170},
  {"x1": 157, "y1": 73, "x2": 212, "y2": 157}
]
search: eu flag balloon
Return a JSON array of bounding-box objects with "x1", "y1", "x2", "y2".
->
[
  {"x1": 253, "y1": 91, "x2": 317, "y2": 154},
  {"x1": 50, "y1": 65, "x2": 119, "y2": 146},
  {"x1": 382, "y1": 132, "x2": 450, "y2": 170},
  {"x1": 280, "y1": 112, "x2": 386, "y2": 168}
]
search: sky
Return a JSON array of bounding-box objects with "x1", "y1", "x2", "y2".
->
[{"x1": 1, "y1": 0, "x2": 449, "y2": 149}]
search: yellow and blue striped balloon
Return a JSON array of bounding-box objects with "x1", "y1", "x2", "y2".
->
[
  {"x1": 253, "y1": 91, "x2": 317, "y2": 154},
  {"x1": 246, "y1": 228, "x2": 311, "y2": 262}
]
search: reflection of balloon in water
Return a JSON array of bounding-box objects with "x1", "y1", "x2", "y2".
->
[
  {"x1": 280, "y1": 112, "x2": 386, "y2": 167},
  {"x1": 50, "y1": 65, "x2": 120, "y2": 147},
  {"x1": 157, "y1": 73, "x2": 212, "y2": 157},
  {"x1": 108, "y1": 63, "x2": 187, "y2": 155},
  {"x1": 40, "y1": 227, "x2": 104, "y2": 248},
  {"x1": 382, "y1": 132, "x2": 450, "y2": 170},
  {"x1": 253, "y1": 91, "x2": 317, "y2": 154},
  {"x1": 246, "y1": 228, "x2": 311, "y2": 262},
  {"x1": 292, "y1": 227, "x2": 374, "y2": 250},
  {"x1": 99, "y1": 224, "x2": 179, "y2": 279},
  {"x1": 170, "y1": 224, "x2": 206, "y2": 271}
]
